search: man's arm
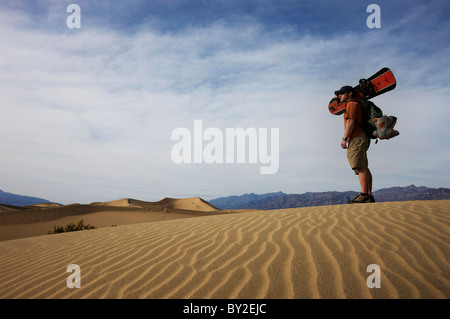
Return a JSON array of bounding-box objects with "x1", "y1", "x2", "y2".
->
[{"x1": 341, "y1": 118, "x2": 355, "y2": 149}]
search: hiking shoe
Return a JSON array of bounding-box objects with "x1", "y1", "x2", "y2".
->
[{"x1": 349, "y1": 194, "x2": 376, "y2": 204}]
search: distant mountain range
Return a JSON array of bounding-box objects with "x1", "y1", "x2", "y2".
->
[
  {"x1": 2, "y1": 185, "x2": 450, "y2": 210},
  {"x1": 0, "y1": 189, "x2": 54, "y2": 206},
  {"x1": 209, "y1": 185, "x2": 450, "y2": 210}
]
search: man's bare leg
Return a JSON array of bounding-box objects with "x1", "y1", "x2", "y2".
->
[{"x1": 357, "y1": 167, "x2": 372, "y2": 194}]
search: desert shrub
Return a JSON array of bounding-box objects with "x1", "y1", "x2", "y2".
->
[{"x1": 48, "y1": 219, "x2": 96, "y2": 234}]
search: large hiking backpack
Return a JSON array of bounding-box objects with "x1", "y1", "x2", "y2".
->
[
  {"x1": 356, "y1": 99, "x2": 382, "y2": 140},
  {"x1": 353, "y1": 99, "x2": 399, "y2": 143}
]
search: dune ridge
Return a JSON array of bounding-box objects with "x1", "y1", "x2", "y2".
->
[
  {"x1": 0, "y1": 197, "x2": 220, "y2": 225},
  {"x1": 0, "y1": 199, "x2": 448, "y2": 299},
  {"x1": 0, "y1": 196, "x2": 226, "y2": 241},
  {"x1": 90, "y1": 197, "x2": 218, "y2": 211}
]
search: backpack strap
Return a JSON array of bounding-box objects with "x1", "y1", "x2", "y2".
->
[
  {"x1": 351, "y1": 100, "x2": 376, "y2": 148},
  {"x1": 345, "y1": 99, "x2": 363, "y2": 128}
]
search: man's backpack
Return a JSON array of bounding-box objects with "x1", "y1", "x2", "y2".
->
[
  {"x1": 355, "y1": 99, "x2": 383, "y2": 140},
  {"x1": 352, "y1": 99, "x2": 399, "y2": 145}
]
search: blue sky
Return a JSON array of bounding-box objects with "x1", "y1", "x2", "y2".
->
[{"x1": 1, "y1": 0, "x2": 449, "y2": 204}]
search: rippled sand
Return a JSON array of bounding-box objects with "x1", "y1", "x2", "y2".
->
[{"x1": 0, "y1": 200, "x2": 449, "y2": 298}]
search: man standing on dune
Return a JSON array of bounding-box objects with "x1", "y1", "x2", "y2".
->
[{"x1": 335, "y1": 85, "x2": 375, "y2": 203}]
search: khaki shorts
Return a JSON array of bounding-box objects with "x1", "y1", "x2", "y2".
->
[{"x1": 347, "y1": 133, "x2": 369, "y2": 175}]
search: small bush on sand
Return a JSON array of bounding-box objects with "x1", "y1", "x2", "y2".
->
[{"x1": 48, "y1": 219, "x2": 96, "y2": 234}]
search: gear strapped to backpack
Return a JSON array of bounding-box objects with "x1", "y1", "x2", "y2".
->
[{"x1": 352, "y1": 99, "x2": 399, "y2": 145}]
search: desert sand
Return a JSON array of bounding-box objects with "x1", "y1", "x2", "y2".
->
[
  {"x1": 0, "y1": 198, "x2": 449, "y2": 299},
  {"x1": 0, "y1": 197, "x2": 227, "y2": 242}
]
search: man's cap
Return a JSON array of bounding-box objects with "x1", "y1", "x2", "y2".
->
[{"x1": 334, "y1": 85, "x2": 353, "y2": 96}]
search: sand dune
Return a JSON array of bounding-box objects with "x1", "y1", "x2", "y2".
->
[
  {"x1": 0, "y1": 197, "x2": 225, "y2": 242},
  {"x1": 29, "y1": 203, "x2": 63, "y2": 208},
  {"x1": 0, "y1": 204, "x2": 24, "y2": 212},
  {"x1": 154, "y1": 197, "x2": 219, "y2": 211},
  {"x1": 0, "y1": 200, "x2": 448, "y2": 299},
  {"x1": 91, "y1": 197, "x2": 218, "y2": 211}
]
